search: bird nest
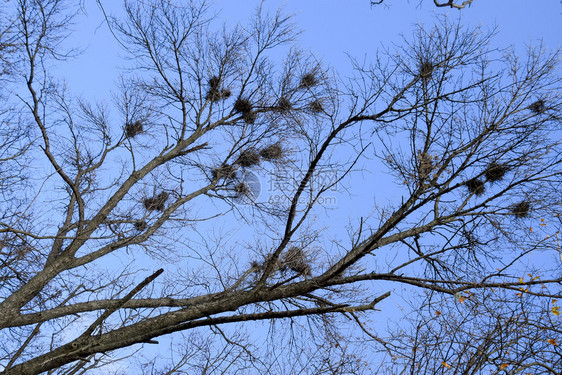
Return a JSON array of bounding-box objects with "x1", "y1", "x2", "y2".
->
[
  {"x1": 511, "y1": 200, "x2": 531, "y2": 218},
  {"x1": 220, "y1": 88, "x2": 231, "y2": 99},
  {"x1": 300, "y1": 72, "x2": 317, "y2": 89},
  {"x1": 242, "y1": 111, "x2": 257, "y2": 124},
  {"x1": 417, "y1": 152, "x2": 436, "y2": 179},
  {"x1": 529, "y1": 99, "x2": 546, "y2": 114},
  {"x1": 234, "y1": 182, "x2": 249, "y2": 196},
  {"x1": 212, "y1": 164, "x2": 236, "y2": 180},
  {"x1": 125, "y1": 120, "x2": 144, "y2": 138},
  {"x1": 280, "y1": 246, "x2": 311, "y2": 276},
  {"x1": 206, "y1": 76, "x2": 231, "y2": 102},
  {"x1": 420, "y1": 61, "x2": 434, "y2": 79},
  {"x1": 277, "y1": 97, "x2": 292, "y2": 112},
  {"x1": 236, "y1": 149, "x2": 261, "y2": 167},
  {"x1": 484, "y1": 162, "x2": 507, "y2": 182},
  {"x1": 308, "y1": 100, "x2": 324, "y2": 113},
  {"x1": 260, "y1": 143, "x2": 283, "y2": 161},
  {"x1": 143, "y1": 192, "x2": 169, "y2": 211},
  {"x1": 134, "y1": 220, "x2": 147, "y2": 231},
  {"x1": 465, "y1": 178, "x2": 485, "y2": 196},
  {"x1": 234, "y1": 98, "x2": 253, "y2": 114}
]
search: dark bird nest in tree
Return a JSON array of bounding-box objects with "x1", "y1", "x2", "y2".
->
[
  {"x1": 212, "y1": 164, "x2": 236, "y2": 180},
  {"x1": 420, "y1": 61, "x2": 434, "y2": 78},
  {"x1": 242, "y1": 111, "x2": 257, "y2": 124},
  {"x1": 206, "y1": 88, "x2": 221, "y2": 102},
  {"x1": 511, "y1": 200, "x2": 531, "y2": 218},
  {"x1": 280, "y1": 246, "x2": 311, "y2": 276},
  {"x1": 260, "y1": 143, "x2": 283, "y2": 160},
  {"x1": 484, "y1": 162, "x2": 508, "y2": 182},
  {"x1": 143, "y1": 192, "x2": 169, "y2": 211},
  {"x1": 250, "y1": 260, "x2": 262, "y2": 271},
  {"x1": 209, "y1": 76, "x2": 220, "y2": 90},
  {"x1": 308, "y1": 100, "x2": 324, "y2": 113},
  {"x1": 234, "y1": 98, "x2": 253, "y2": 114},
  {"x1": 234, "y1": 182, "x2": 249, "y2": 196},
  {"x1": 465, "y1": 178, "x2": 485, "y2": 196},
  {"x1": 206, "y1": 76, "x2": 232, "y2": 102},
  {"x1": 277, "y1": 97, "x2": 292, "y2": 112},
  {"x1": 134, "y1": 220, "x2": 147, "y2": 231},
  {"x1": 236, "y1": 149, "x2": 261, "y2": 167},
  {"x1": 417, "y1": 152, "x2": 435, "y2": 179},
  {"x1": 299, "y1": 72, "x2": 317, "y2": 88},
  {"x1": 220, "y1": 88, "x2": 231, "y2": 99},
  {"x1": 125, "y1": 120, "x2": 144, "y2": 138},
  {"x1": 529, "y1": 99, "x2": 546, "y2": 114}
]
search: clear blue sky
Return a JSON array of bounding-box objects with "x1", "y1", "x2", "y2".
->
[{"x1": 64, "y1": 0, "x2": 561, "y2": 99}]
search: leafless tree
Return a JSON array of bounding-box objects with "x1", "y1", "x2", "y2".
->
[
  {"x1": 0, "y1": 0, "x2": 560, "y2": 374},
  {"x1": 378, "y1": 287, "x2": 562, "y2": 374}
]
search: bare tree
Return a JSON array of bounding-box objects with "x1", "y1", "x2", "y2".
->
[
  {"x1": 0, "y1": 0, "x2": 560, "y2": 374},
  {"x1": 379, "y1": 287, "x2": 562, "y2": 374}
]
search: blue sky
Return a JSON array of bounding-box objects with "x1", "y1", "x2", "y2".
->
[{"x1": 62, "y1": 1, "x2": 561, "y2": 100}]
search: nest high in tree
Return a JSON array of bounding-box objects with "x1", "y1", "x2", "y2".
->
[
  {"x1": 465, "y1": 178, "x2": 485, "y2": 196},
  {"x1": 280, "y1": 246, "x2": 311, "y2": 276},
  {"x1": 308, "y1": 100, "x2": 323, "y2": 113},
  {"x1": 512, "y1": 200, "x2": 531, "y2": 218},
  {"x1": 299, "y1": 72, "x2": 317, "y2": 89},
  {"x1": 277, "y1": 96, "x2": 292, "y2": 112},
  {"x1": 233, "y1": 98, "x2": 256, "y2": 124},
  {"x1": 234, "y1": 182, "x2": 249, "y2": 196},
  {"x1": 234, "y1": 98, "x2": 252, "y2": 114},
  {"x1": 206, "y1": 76, "x2": 231, "y2": 102},
  {"x1": 125, "y1": 120, "x2": 144, "y2": 138},
  {"x1": 236, "y1": 149, "x2": 261, "y2": 167},
  {"x1": 485, "y1": 162, "x2": 508, "y2": 182},
  {"x1": 134, "y1": 220, "x2": 147, "y2": 231},
  {"x1": 420, "y1": 61, "x2": 434, "y2": 79},
  {"x1": 206, "y1": 76, "x2": 221, "y2": 102},
  {"x1": 529, "y1": 99, "x2": 546, "y2": 114},
  {"x1": 260, "y1": 143, "x2": 283, "y2": 161},
  {"x1": 212, "y1": 164, "x2": 236, "y2": 180},
  {"x1": 143, "y1": 192, "x2": 169, "y2": 211}
]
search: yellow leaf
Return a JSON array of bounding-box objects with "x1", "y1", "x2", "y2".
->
[
  {"x1": 553, "y1": 299, "x2": 558, "y2": 304},
  {"x1": 435, "y1": 310, "x2": 441, "y2": 316},
  {"x1": 530, "y1": 227, "x2": 533, "y2": 232},
  {"x1": 500, "y1": 363, "x2": 509, "y2": 370},
  {"x1": 532, "y1": 276, "x2": 540, "y2": 280},
  {"x1": 547, "y1": 338, "x2": 557, "y2": 346},
  {"x1": 552, "y1": 306, "x2": 560, "y2": 316},
  {"x1": 441, "y1": 361, "x2": 451, "y2": 368},
  {"x1": 515, "y1": 292, "x2": 523, "y2": 297},
  {"x1": 458, "y1": 296, "x2": 467, "y2": 303},
  {"x1": 518, "y1": 277, "x2": 524, "y2": 283}
]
